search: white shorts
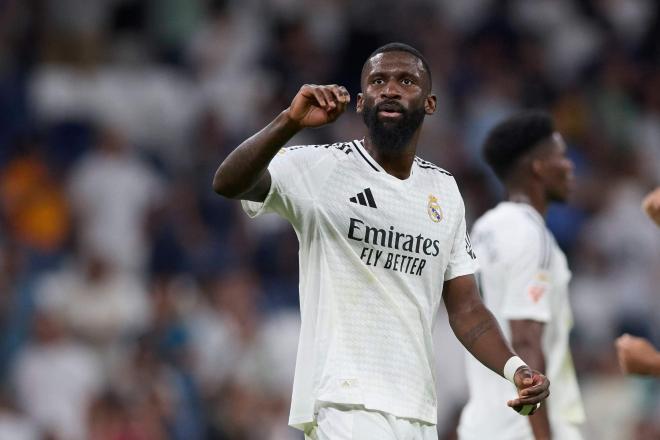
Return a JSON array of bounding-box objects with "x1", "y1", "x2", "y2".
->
[
  {"x1": 304, "y1": 404, "x2": 438, "y2": 440},
  {"x1": 458, "y1": 422, "x2": 584, "y2": 440}
]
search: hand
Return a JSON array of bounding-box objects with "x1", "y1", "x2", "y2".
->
[
  {"x1": 615, "y1": 333, "x2": 660, "y2": 375},
  {"x1": 642, "y1": 187, "x2": 660, "y2": 227},
  {"x1": 507, "y1": 366, "x2": 550, "y2": 415},
  {"x1": 286, "y1": 84, "x2": 350, "y2": 128}
]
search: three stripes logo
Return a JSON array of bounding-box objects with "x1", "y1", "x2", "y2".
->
[{"x1": 349, "y1": 188, "x2": 377, "y2": 208}]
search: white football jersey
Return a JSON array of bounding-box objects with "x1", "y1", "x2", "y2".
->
[
  {"x1": 242, "y1": 139, "x2": 478, "y2": 431},
  {"x1": 458, "y1": 202, "x2": 585, "y2": 440}
]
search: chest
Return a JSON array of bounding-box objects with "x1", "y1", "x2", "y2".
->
[{"x1": 308, "y1": 164, "x2": 460, "y2": 274}]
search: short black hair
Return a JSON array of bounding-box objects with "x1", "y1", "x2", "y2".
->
[
  {"x1": 363, "y1": 42, "x2": 432, "y2": 89},
  {"x1": 482, "y1": 111, "x2": 555, "y2": 181}
]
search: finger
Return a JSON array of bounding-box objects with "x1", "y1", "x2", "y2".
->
[
  {"x1": 330, "y1": 85, "x2": 350, "y2": 105},
  {"x1": 515, "y1": 367, "x2": 535, "y2": 386},
  {"x1": 519, "y1": 379, "x2": 549, "y2": 397},
  {"x1": 326, "y1": 102, "x2": 347, "y2": 123},
  {"x1": 515, "y1": 392, "x2": 550, "y2": 406},
  {"x1": 339, "y1": 86, "x2": 351, "y2": 103},
  {"x1": 310, "y1": 87, "x2": 328, "y2": 109},
  {"x1": 508, "y1": 389, "x2": 550, "y2": 407},
  {"x1": 318, "y1": 87, "x2": 337, "y2": 110}
]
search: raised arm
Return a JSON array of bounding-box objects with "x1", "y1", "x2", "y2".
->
[
  {"x1": 443, "y1": 274, "x2": 550, "y2": 411},
  {"x1": 212, "y1": 84, "x2": 350, "y2": 202}
]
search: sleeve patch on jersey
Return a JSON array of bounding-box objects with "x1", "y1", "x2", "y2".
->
[
  {"x1": 527, "y1": 272, "x2": 550, "y2": 303},
  {"x1": 528, "y1": 285, "x2": 546, "y2": 303}
]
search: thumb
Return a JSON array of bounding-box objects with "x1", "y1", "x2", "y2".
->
[{"x1": 517, "y1": 367, "x2": 534, "y2": 387}]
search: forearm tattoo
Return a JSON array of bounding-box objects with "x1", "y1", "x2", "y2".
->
[{"x1": 463, "y1": 319, "x2": 496, "y2": 350}]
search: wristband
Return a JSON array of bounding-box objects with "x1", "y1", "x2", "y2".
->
[{"x1": 503, "y1": 356, "x2": 527, "y2": 383}]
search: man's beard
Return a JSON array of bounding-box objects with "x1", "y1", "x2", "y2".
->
[{"x1": 362, "y1": 100, "x2": 426, "y2": 153}]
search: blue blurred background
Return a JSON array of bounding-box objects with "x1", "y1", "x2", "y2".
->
[{"x1": 0, "y1": 0, "x2": 659, "y2": 439}]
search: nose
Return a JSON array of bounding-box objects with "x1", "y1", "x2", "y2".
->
[{"x1": 381, "y1": 79, "x2": 402, "y2": 99}]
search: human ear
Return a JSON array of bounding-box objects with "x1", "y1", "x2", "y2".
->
[
  {"x1": 425, "y1": 94, "x2": 437, "y2": 115},
  {"x1": 356, "y1": 93, "x2": 364, "y2": 114}
]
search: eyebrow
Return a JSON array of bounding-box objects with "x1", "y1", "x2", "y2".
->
[{"x1": 366, "y1": 68, "x2": 422, "y2": 80}]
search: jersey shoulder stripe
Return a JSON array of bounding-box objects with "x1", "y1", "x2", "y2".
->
[
  {"x1": 414, "y1": 157, "x2": 453, "y2": 176},
  {"x1": 350, "y1": 140, "x2": 380, "y2": 172},
  {"x1": 521, "y1": 211, "x2": 552, "y2": 269},
  {"x1": 283, "y1": 141, "x2": 354, "y2": 155}
]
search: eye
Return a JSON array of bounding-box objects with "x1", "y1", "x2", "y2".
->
[
  {"x1": 372, "y1": 78, "x2": 384, "y2": 85},
  {"x1": 401, "y1": 78, "x2": 414, "y2": 85}
]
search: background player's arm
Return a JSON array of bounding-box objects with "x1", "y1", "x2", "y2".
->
[
  {"x1": 642, "y1": 186, "x2": 660, "y2": 227},
  {"x1": 443, "y1": 274, "x2": 550, "y2": 408},
  {"x1": 510, "y1": 319, "x2": 551, "y2": 439},
  {"x1": 212, "y1": 84, "x2": 350, "y2": 202},
  {"x1": 615, "y1": 334, "x2": 660, "y2": 376}
]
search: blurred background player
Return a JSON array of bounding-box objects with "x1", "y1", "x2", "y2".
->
[
  {"x1": 213, "y1": 43, "x2": 549, "y2": 439},
  {"x1": 614, "y1": 186, "x2": 660, "y2": 378},
  {"x1": 458, "y1": 112, "x2": 585, "y2": 440}
]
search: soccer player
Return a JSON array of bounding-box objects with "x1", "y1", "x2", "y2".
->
[
  {"x1": 213, "y1": 43, "x2": 549, "y2": 439},
  {"x1": 457, "y1": 112, "x2": 585, "y2": 440}
]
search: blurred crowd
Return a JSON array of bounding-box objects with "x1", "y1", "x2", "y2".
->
[{"x1": 0, "y1": 0, "x2": 659, "y2": 439}]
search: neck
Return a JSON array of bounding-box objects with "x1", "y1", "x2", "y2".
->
[
  {"x1": 507, "y1": 186, "x2": 548, "y2": 218},
  {"x1": 362, "y1": 130, "x2": 420, "y2": 180}
]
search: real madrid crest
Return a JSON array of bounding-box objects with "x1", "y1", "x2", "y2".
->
[{"x1": 427, "y1": 194, "x2": 443, "y2": 223}]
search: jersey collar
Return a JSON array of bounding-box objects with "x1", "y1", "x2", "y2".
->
[{"x1": 351, "y1": 139, "x2": 416, "y2": 182}]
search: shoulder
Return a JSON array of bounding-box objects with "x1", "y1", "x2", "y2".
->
[
  {"x1": 270, "y1": 140, "x2": 355, "y2": 175},
  {"x1": 414, "y1": 156, "x2": 464, "y2": 205},
  {"x1": 414, "y1": 156, "x2": 459, "y2": 193},
  {"x1": 475, "y1": 203, "x2": 551, "y2": 263},
  {"x1": 475, "y1": 203, "x2": 541, "y2": 236},
  {"x1": 414, "y1": 156, "x2": 454, "y2": 178},
  {"x1": 279, "y1": 140, "x2": 355, "y2": 159}
]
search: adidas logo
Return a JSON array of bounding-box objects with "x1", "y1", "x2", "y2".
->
[{"x1": 349, "y1": 188, "x2": 377, "y2": 208}]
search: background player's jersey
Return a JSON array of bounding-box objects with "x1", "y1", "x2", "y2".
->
[
  {"x1": 242, "y1": 139, "x2": 478, "y2": 431},
  {"x1": 458, "y1": 202, "x2": 585, "y2": 440}
]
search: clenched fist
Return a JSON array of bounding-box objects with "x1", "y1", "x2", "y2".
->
[{"x1": 286, "y1": 84, "x2": 350, "y2": 129}]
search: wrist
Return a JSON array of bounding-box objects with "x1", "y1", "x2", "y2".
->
[
  {"x1": 279, "y1": 108, "x2": 304, "y2": 133},
  {"x1": 504, "y1": 356, "x2": 527, "y2": 383}
]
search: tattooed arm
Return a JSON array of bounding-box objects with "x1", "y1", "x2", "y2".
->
[
  {"x1": 212, "y1": 84, "x2": 350, "y2": 202},
  {"x1": 443, "y1": 274, "x2": 550, "y2": 410}
]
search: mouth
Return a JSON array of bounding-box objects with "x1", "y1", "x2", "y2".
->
[
  {"x1": 376, "y1": 102, "x2": 405, "y2": 119},
  {"x1": 378, "y1": 111, "x2": 403, "y2": 119}
]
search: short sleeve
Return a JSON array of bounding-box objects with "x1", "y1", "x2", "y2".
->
[
  {"x1": 241, "y1": 145, "x2": 331, "y2": 222},
  {"x1": 444, "y1": 198, "x2": 479, "y2": 281},
  {"x1": 500, "y1": 223, "x2": 553, "y2": 322}
]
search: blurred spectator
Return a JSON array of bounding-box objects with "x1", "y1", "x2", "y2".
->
[
  {"x1": 67, "y1": 126, "x2": 164, "y2": 273},
  {"x1": 10, "y1": 308, "x2": 103, "y2": 440},
  {"x1": 0, "y1": 137, "x2": 70, "y2": 258},
  {"x1": 188, "y1": 269, "x2": 300, "y2": 439},
  {"x1": 34, "y1": 251, "x2": 151, "y2": 366},
  {"x1": 0, "y1": 389, "x2": 39, "y2": 440}
]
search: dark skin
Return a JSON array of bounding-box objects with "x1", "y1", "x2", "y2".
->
[
  {"x1": 212, "y1": 50, "x2": 550, "y2": 412},
  {"x1": 356, "y1": 52, "x2": 436, "y2": 179},
  {"x1": 505, "y1": 133, "x2": 574, "y2": 439}
]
